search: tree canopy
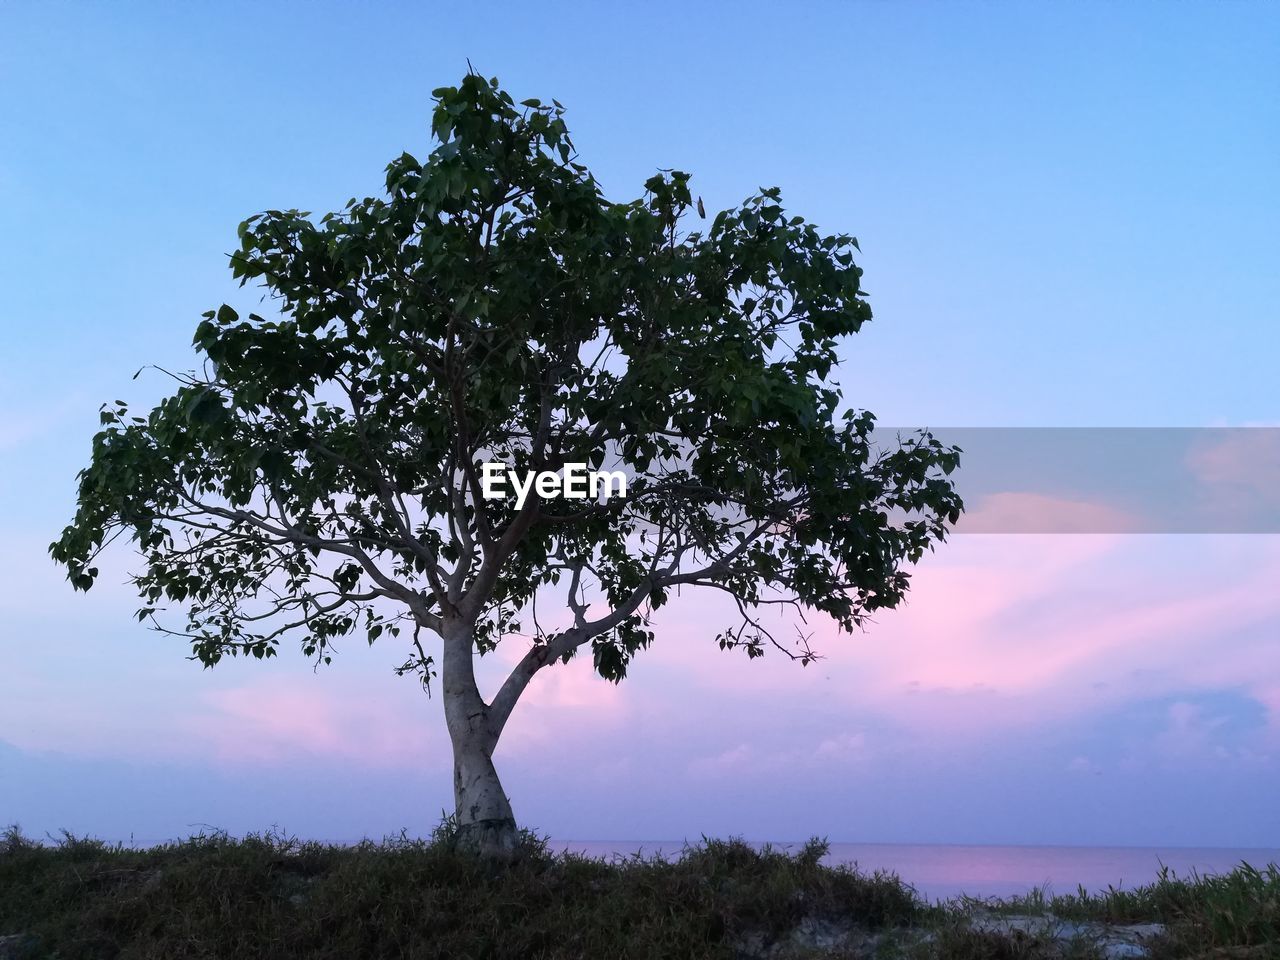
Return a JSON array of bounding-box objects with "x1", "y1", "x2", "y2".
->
[{"x1": 52, "y1": 72, "x2": 962, "y2": 855}]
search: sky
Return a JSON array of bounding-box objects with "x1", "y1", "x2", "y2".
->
[{"x1": 1, "y1": 1, "x2": 1278, "y2": 849}]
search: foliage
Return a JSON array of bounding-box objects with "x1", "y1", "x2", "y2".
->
[
  {"x1": 0, "y1": 826, "x2": 918, "y2": 960},
  {"x1": 49, "y1": 71, "x2": 962, "y2": 693},
  {"x1": 959, "y1": 862, "x2": 1280, "y2": 957},
  {"x1": 4, "y1": 825, "x2": 1277, "y2": 958}
]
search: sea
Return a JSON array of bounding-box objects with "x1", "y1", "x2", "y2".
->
[{"x1": 554, "y1": 841, "x2": 1280, "y2": 902}]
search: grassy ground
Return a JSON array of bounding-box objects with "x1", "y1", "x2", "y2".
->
[
  {"x1": 0, "y1": 824, "x2": 1275, "y2": 959},
  {"x1": 948, "y1": 861, "x2": 1280, "y2": 959}
]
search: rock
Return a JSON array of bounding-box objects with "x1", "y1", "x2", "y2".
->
[
  {"x1": 1095, "y1": 923, "x2": 1166, "y2": 960},
  {"x1": 969, "y1": 913, "x2": 1166, "y2": 958},
  {"x1": 787, "y1": 915, "x2": 854, "y2": 950},
  {"x1": 733, "y1": 915, "x2": 879, "y2": 958},
  {"x1": 735, "y1": 911, "x2": 1167, "y2": 959}
]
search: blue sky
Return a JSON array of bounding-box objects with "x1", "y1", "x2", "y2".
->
[{"x1": 2, "y1": 1, "x2": 1279, "y2": 848}]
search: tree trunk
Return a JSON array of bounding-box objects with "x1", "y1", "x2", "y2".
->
[
  {"x1": 440, "y1": 617, "x2": 519, "y2": 860},
  {"x1": 449, "y1": 725, "x2": 518, "y2": 859}
]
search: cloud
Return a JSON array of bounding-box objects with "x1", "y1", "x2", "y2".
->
[
  {"x1": 1186, "y1": 430, "x2": 1280, "y2": 493},
  {"x1": 489, "y1": 653, "x2": 631, "y2": 754},
  {"x1": 1255, "y1": 685, "x2": 1280, "y2": 738},
  {"x1": 956, "y1": 491, "x2": 1140, "y2": 533},
  {"x1": 189, "y1": 680, "x2": 441, "y2": 768},
  {"x1": 813, "y1": 731, "x2": 868, "y2": 763},
  {"x1": 688, "y1": 729, "x2": 872, "y2": 780},
  {"x1": 9, "y1": 516, "x2": 1279, "y2": 845},
  {"x1": 1184, "y1": 429, "x2": 1280, "y2": 531},
  {"x1": 631, "y1": 535, "x2": 1280, "y2": 759},
  {"x1": 1150, "y1": 699, "x2": 1271, "y2": 765},
  {"x1": 689, "y1": 743, "x2": 755, "y2": 778}
]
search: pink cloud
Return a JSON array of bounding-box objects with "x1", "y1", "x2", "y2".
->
[
  {"x1": 847, "y1": 538, "x2": 1280, "y2": 738},
  {"x1": 484, "y1": 652, "x2": 631, "y2": 754},
  {"x1": 957, "y1": 492, "x2": 1140, "y2": 533},
  {"x1": 1185, "y1": 430, "x2": 1280, "y2": 530},
  {"x1": 1186, "y1": 430, "x2": 1280, "y2": 494},
  {"x1": 189, "y1": 680, "x2": 441, "y2": 768},
  {"x1": 634, "y1": 534, "x2": 1280, "y2": 747},
  {"x1": 516, "y1": 656, "x2": 626, "y2": 711},
  {"x1": 20, "y1": 524, "x2": 1278, "y2": 784}
]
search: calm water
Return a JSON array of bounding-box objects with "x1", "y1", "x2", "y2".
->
[{"x1": 555, "y1": 841, "x2": 1280, "y2": 902}]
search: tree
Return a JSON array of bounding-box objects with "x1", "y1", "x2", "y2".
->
[{"x1": 51, "y1": 73, "x2": 963, "y2": 859}]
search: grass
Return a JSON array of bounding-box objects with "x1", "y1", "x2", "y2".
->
[
  {"x1": 945, "y1": 862, "x2": 1280, "y2": 958},
  {"x1": 0, "y1": 824, "x2": 1275, "y2": 959}
]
